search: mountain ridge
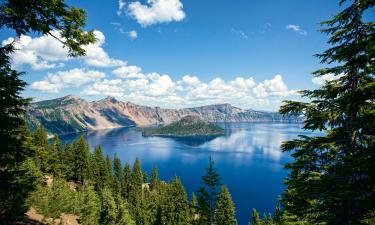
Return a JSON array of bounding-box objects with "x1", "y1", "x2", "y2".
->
[{"x1": 26, "y1": 95, "x2": 301, "y2": 134}]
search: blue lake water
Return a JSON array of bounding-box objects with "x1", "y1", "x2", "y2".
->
[{"x1": 60, "y1": 122, "x2": 312, "y2": 225}]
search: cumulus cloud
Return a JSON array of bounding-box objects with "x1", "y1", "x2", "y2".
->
[
  {"x1": 286, "y1": 24, "x2": 307, "y2": 35},
  {"x1": 112, "y1": 65, "x2": 145, "y2": 79},
  {"x1": 125, "y1": 0, "x2": 186, "y2": 27},
  {"x1": 81, "y1": 70, "x2": 298, "y2": 110},
  {"x1": 2, "y1": 30, "x2": 126, "y2": 70},
  {"x1": 31, "y1": 68, "x2": 105, "y2": 93}
]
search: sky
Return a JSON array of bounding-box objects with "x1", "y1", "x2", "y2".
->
[{"x1": 1, "y1": 0, "x2": 368, "y2": 111}]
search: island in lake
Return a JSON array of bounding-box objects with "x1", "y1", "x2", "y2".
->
[{"x1": 142, "y1": 115, "x2": 225, "y2": 137}]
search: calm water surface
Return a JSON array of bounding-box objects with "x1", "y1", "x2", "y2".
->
[{"x1": 60, "y1": 122, "x2": 313, "y2": 225}]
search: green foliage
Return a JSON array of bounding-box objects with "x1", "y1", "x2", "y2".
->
[
  {"x1": 150, "y1": 165, "x2": 159, "y2": 190},
  {"x1": 121, "y1": 162, "x2": 132, "y2": 199},
  {"x1": 129, "y1": 158, "x2": 143, "y2": 224},
  {"x1": 143, "y1": 115, "x2": 224, "y2": 137},
  {"x1": 113, "y1": 153, "x2": 123, "y2": 192},
  {"x1": 28, "y1": 178, "x2": 79, "y2": 218},
  {"x1": 72, "y1": 136, "x2": 90, "y2": 184},
  {"x1": 215, "y1": 186, "x2": 237, "y2": 225},
  {"x1": 99, "y1": 187, "x2": 118, "y2": 225},
  {"x1": 80, "y1": 185, "x2": 101, "y2": 225},
  {"x1": 250, "y1": 208, "x2": 261, "y2": 225},
  {"x1": 279, "y1": 1, "x2": 375, "y2": 224},
  {"x1": 159, "y1": 177, "x2": 190, "y2": 225},
  {"x1": 31, "y1": 126, "x2": 49, "y2": 172},
  {"x1": 90, "y1": 145, "x2": 106, "y2": 191},
  {"x1": 0, "y1": 0, "x2": 95, "y2": 217},
  {"x1": 197, "y1": 157, "x2": 221, "y2": 225}
]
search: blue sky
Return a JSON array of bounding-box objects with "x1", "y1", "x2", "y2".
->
[{"x1": 1, "y1": 0, "x2": 366, "y2": 110}]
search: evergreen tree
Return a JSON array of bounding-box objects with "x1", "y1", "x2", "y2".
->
[
  {"x1": 113, "y1": 153, "x2": 123, "y2": 192},
  {"x1": 215, "y1": 186, "x2": 237, "y2": 225},
  {"x1": 0, "y1": 0, "x2": 95, "y2": 218},
  {"x1": 31, "y1": 126, "x2": 49, "y2": 172},
  {"x1": 104, "y1": 155, "x2": 114, "y2": 188},
  {"x1": 129, "y1": 158, "x2": 143, "y2": 224},
  {"x1": 99, "y1": 187, "x2": 118, "y2": 225},
  {"x1": 49, "y1": 134, "x2": 63, "y2": 180},
  {"x1": 121, "y1": 162, "x2": 132, "y2": 199},
  {"x1": 150, "y1": 165, "x2": 159, "y2": 190},
  {"x1": 90, "y1": 146, "x2": 106, "y2": 191},
  {"x1": 279, "y1": 1, "x2": 375, "y2": 224},
  {"x1": 159, "y1": 177, "x2": 189, "y2": 225},
  {"x1": 0, "y1": 45, "x2": 38, "y2": 218},
  {"x1": 249, "y1": 208, "x2": 261, "y2": 225},
  {"x1": 72, "y1": 136, "x2": 90, "y2": 184},
  {"x1": 116, "y1": 200, "x2": 136, "y2": 225},
  {"x1": 197, "y1": 157, "x2": 221, "y2": 225},
  {"x1": 80, "y1": 185, "x2": 100, "y2": 225}
]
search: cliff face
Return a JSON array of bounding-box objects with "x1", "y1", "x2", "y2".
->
[{"x1": 26, "y1": 95, "x2": 301, "y2": 134}]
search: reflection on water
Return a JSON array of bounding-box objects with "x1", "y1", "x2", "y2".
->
[{"x1": 60, "y1": 122, "x2": 311, "y2": 225}]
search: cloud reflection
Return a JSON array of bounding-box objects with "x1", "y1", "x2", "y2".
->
[{"x1": 202, "y1": 128, "x2": 285, "y2": 161}]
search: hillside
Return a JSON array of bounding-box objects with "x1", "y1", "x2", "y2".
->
[
  {"x1": 142, "y1": 115, "x2": 224, "y2": 137},
  {"x1": 26, "y1": 95, "x2": 301, "y2": 134}
]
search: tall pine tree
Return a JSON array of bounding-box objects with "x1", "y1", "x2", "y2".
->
[
  {"x1": 279, "y1": 1, "x2": 375, "y2": 224},
  {"x1": 215, "y1": 186, "x2": 237, "y2": 225},
  {"x1": 197, "y1": 157, "x2": 221, "y2": 225}
]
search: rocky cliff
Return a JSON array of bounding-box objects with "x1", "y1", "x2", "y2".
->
[{"x1": 26, "y1": 95, "x2": 301, "y2": 134}]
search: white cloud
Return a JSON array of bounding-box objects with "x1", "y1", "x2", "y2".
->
[
  {"x1": 312, "y1": 73, "x2": 342, "y2": 85},
  {"x1": 127, "y1": 30, "x2": 138, "y2": 39},
  {"x1": 126, "y1": 0, "x2": 186, "y2": 27},
  {"x1": 2, "y1": 30, "x2": 126, "y2": 70},
  {"x1": 31, "y1": 68, "x2": 105, "y2": 93},
  {"x1": 81, "y1": 71, "x2": 298, "y2": 110},
  {"x1": 112, "y1": 65, "x2": 145, "y2": 79},
  {"x1": 286, "y1": 24, "x2": 307, "y2": 35}
]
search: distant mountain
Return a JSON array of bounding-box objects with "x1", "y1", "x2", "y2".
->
[
  {"x1": 142, "y1": 115, "x2": 225, "y2": 137},
  {"x1": 26, "y1": 95, "x2": 301, "y2": 134}
]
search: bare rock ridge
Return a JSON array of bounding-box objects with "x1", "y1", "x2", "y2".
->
[{"x1": 26, "y1": 95, "x2": 301, "y2": 134}]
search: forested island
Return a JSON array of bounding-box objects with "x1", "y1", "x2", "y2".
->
[{"x1": 142, "y1": 115, "x2": 225, "y2": 137}]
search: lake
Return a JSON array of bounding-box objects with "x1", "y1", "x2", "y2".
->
[{"x1": 60, "y1": 122, "x2": 312, "y2": 225}]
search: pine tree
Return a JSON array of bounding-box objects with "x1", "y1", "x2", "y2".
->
[
  {"x1": 113, "y1": 153, "x2": 123, "y2": 192},
  {"x1": 197, "y1": 157, "x2": 221, "y2": 225},
  {"x1": 150, "y1": 165, "x2": 159, "y2": 190},
  {"x1": 99, "y1": 187, "x2": 118, "y2": 225},
  {"x1": 104, "y1": 155, "x2": 114, "y2": 188},
  {"x1": 80, "y1": 185, "x2": 100, "y2": 225},
  {"x1": 49, "y1": 134, "x2": 63, "y2": 181},
  {"x1": 249, "y1": 208, "x2": 261, "y2": 225},
  {"x1": 72, "y1": 136, "x2": 90, "y2": 185},
  {"x1": 215, "y1": 186, "x2": 237, "y2": 225},
  {"x1": 32, "y1": 125, "x2": 49, "y2": 172},
  {"x1": 129, "y1": 158, "x2": 143, "y2": 224},
  {"x1": 121, "y1": 162, "x2": 132, "y2": 199},
  {"x1": 0, "y1": 44, "x2": 39, "y2": 218},
  {"x1": 274, "y1": 201, "x2": 284, "y2": 225},
  {"x1": 90, "y1": 146, "x2": 106, "y2": 191},
  {"x1": 279, "y1": 1, "x2": 375, "y2": 224},
  {"x1": 116, "y1": 200, "x2": 136, "y2": 225},
  {"x1": 159, "y1": 177, "x2": 189, "y2": 225}
]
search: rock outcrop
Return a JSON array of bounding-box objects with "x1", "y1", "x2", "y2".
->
[{"x1": 26, "y1": 95, "x2": 301, "y2": 134}]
